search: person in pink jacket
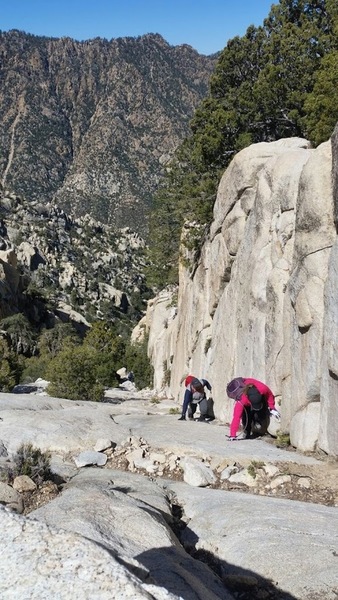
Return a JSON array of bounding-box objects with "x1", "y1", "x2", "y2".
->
[{"x1": 226, "y1": 377, "x2": 280, "y2": 440}]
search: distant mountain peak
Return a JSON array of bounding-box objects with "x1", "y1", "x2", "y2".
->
[{"x1": 0, "y1": 31, "x2": 216, "y2": 235}]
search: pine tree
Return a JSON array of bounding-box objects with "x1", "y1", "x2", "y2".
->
[{"x1": 147, "y1": 0, "x2": 338, "y2": 288}]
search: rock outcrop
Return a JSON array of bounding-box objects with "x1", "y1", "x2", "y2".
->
[
  {"x1": 0, "y1": 507, "x2": 182, "y2": 600},
  {"x1": 0, "y1": 391, "x2": 337, "y2": 599},
  {"x1": 0, "y1": 187, "x2": 150, "y2": 328},
  {"x1": 142, "y1": 135, "x2": 338, "y2": 456}
]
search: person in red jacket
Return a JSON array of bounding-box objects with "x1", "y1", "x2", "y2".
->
[
  {"x1": 178, "y1": 375, "x2": 212, "y2": 421},
  {"x1": 226, "y1": 377, "x2": 280, "y2": 440}
]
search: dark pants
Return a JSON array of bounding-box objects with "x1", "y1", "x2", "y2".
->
[
  {"x1": 187, "y1": 397, "x2": 208, "y2": 419},
  {"x1": 242, "y1": 405, "x2": 269, "y2": 438}
]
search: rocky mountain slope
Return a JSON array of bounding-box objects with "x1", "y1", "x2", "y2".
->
[
  {"x1": 0, "y1": 183, "x2": 151, "y2": 332},
  {"x1": 0, "y1": 30, "x2": 216, "y2": 235}
]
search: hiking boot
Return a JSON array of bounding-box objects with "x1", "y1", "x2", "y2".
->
[
  {"x1": 196, "y1": 415, "x2": 206, "y2": 421},
  {"x1": 178, "y1": 416, "x2": 186, "y2": 421}
]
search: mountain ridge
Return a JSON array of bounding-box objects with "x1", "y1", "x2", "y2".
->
[{"x1": 0, "y1": 30, "x2": 216, "y2": 235}]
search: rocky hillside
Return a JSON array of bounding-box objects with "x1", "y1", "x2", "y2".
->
[
  {"x1": 0, "y1": 30, "x2": 216, "y2": 235},
  {"x1": 0, "y1": 183, "x2": 151, "y2": 332}
]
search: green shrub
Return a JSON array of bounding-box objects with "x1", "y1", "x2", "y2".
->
[
  {"x1": 0, "y1": 313, "x2": 36, "y2": 356},
  {"x1": 124, "y1": 334, "x2": 153, "y2": 390},
  {"x1": 20, "y1": 354, "x2": 51, "y2": 383},
  {"x1": 276, "y1": 432, "x2": 291, "y2": 448},
  {"x1": 83, "y1": 321, "x2": 127, "y2": 388},
  {"x1": 38, "y1": 323, "x2": 81, "y2": 358},
  {"x1": 0, "y1": 337, "x2": 21, "y2": 391},
  {"x1": 20, "y1": 323, "x2": 81, "y2": 384},
  {"x1": 46, "y1": 344, "x2": 105, "y2": 401},
  {"x1": 13, "y1": 443, "x2": 51, "y2": 485},
  {"x1": 247, "y1": 460, "x2": 265, "y2": 479}
]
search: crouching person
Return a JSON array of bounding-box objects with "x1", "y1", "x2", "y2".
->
[
  {"x1": 178, "y1": 375, "x2": 212, "y2": 421},
  {"x1": 226, "y1": 377, "x2": 280, "y2": 440}
]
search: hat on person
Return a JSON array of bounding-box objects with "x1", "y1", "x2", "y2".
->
[{"x1": 226, "y1": 377, "x2": 246, "y2": 399}]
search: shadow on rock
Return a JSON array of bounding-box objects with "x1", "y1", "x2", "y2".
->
[
  {"x1": 136, "y1": 525, "x2": 298, "y2": 600},
  {"x1": 189, "y1": 547, "x2": 296, "y2": 600}
]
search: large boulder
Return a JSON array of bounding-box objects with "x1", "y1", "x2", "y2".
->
[
  {"x1": 30, "y1": 468, "x2": 232, "y2": 600},
  {"x1": 290, "y1": 402, "x2": 321, "y2": 452},
  {"x1": 0, "y1": 507, "x2": 181, "y2": 600}
]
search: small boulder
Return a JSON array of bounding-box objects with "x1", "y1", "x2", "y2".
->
[
  {"x1": 182, "y1": 457, "x2": 216, "y2": 487},
  {"x1": 13, "y1": 476, "x2": 37, "y2": 493},
  {"x1": 94, "y1": 439, "x2": 112, "y2": 452},
  {"x1": 0, "y1": 482, "x2": 24, "y2": 513},
  {"x1": 73, "y1": 451, "x2": 107, "y2": 468}
]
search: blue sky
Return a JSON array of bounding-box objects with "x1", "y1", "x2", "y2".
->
[{"x1": 1, "y1": 1, "x2": 277, "y2": 55}]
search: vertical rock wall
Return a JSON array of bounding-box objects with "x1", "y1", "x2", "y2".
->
[
  {"x1": 320, "y1": 125, "x2": 338, "y2": 455},
  {"x1": 143, "y1": 136, "x2": 338, "y2": 455}
]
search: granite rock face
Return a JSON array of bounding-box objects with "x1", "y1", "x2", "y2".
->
[
  {"x1": 0, "y1": 506, "x2": 183, "y2": 600},
  {"x1": 143, "y1": 136, "x2": 338, "y2": 456}
]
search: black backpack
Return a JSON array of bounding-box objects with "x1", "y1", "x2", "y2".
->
[{"x1": 245, "y1": 385, "x2": 264, "y2": 411}]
